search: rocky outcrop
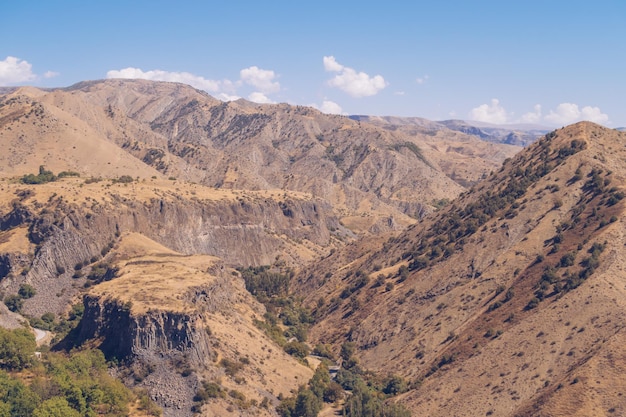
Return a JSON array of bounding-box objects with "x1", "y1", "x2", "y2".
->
[
  {"x1": 0, "y1": 190, "x2": 346, "y2": 317},
  {"x1": 0, "y1": 253, "x2": 30, "y2": 280},
  {"x1": 75, "y1": 263, "x2": 272, "y2": 417},
  {"x1": 77, "y1": 294, "x2": 213, "y2": 416},
  {"x1": 78, "y1": 294, "x2": 214, "y2": 365}
]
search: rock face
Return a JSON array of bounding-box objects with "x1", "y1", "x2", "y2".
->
[
  {"x1": 77, "y1": 295, "x2": 212, "y2": 416},
  {"x1": 0, "y1": 182, "x2": 346, "y2": 317}
]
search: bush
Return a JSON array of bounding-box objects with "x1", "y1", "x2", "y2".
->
[
  {"x1": 113, "y1": 175, "x2": 134, "y2": 184},
  {"x1": 57, "y1": 171, "x2": 80, "y2": 178},
  {"x1": 33, "y1": 397, "x2": 81, "y2": 417},
  {"x1": 525, "y1": 297, "x2": 540, "y2": 310},
  {"x1": 284, "y1": 341, "x2": 310, "y2": 359},
  {"x1": 383, "y1": 375, "x2": 408, "y2": 395},
  {"x1": 18, "y1": 284, "x2": 36, "y2": 299},
  {"x1": 219, "y1": 358, "x2": 243, "y2": 377},
  {"x1": 20, "y1": 166, "x2": 56, "y2": 184},
  {"x1": 4, "y1": 295, "x2": 23, "y2": 313},
  {"x1": 312, "y1": 344, "x2": 335, "y2": 360}
]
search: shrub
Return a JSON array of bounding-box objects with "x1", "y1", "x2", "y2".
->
[
  {"x1": 57, "y1": 170, "x2": 80, "y2": 178},
  {"x1": 525, "y1": 297, "x2": 540, "y2": 310},
  {"x1": 113, "y1": 175, "x2": 134, "y2": 184},
  {"x1": 312, "y1": 344, "x2": 335, "y2": 360},
  {"x1": 219, "y1": 358, "x2": 243, "y2": 377},
  {"x1": 21, "y1": 166, "x2": 56, "y2": 184},
  {"x1": 559, "y1": 252, "x2": 576, "y2": 268},
  {"x1": 284, "y1": 341, "x2": 310, "y2": 359},
  {"x1": 4, "y1": 295, "x2": 23, "y2": 312},
  {"x1": 383, "y1": 375, "x2": 408, "y2": 395},
  {"x1": 18, "y1": 284, "x2": 36, "y2": 299}
]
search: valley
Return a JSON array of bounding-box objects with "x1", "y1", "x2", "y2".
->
[{"x1": 1, "y1": 80, "x2": 624, "y2": 416}]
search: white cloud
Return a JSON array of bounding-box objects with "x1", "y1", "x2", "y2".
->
[
  {"x1": 521, "y1": 104, "x2": 542, "y2": 124},
  {"x1": 43, "y1": 70, "x2": 59, "y2": 79},
  {"x1": 323, "y1": 56, "x2": 387, "y2": 98},
  {"x1": 218, "y1": 93, "x2": 241, "y2": 101},
  {"x1": 323, "y1": 56, "x2": 343, "y2": 72},
  {"x1": 394, "y1": 91, "x2": 405, "y2": 96},
  {"x1": 416, "y1": 75, "x2": 429, "y2": 85},
  {"x1": 248, "y1": 92, "x2": 274, "y2": 104},
  {"x1": 319, "y1": 100, "x2": 343, "y2": 115},
  {"x1": 240, "y1": 66, "x2": 280, "y2": 94},
  {"x1": 107, "y1": 65, "x2": 285, "y2": 103},
  {"x1": 468, "y1": 99, "x2": 509, "y2": 124},
  {"x1": 468, "y1": 101, "x2": 610, "y2": 126},
  {"x1": 106, "y1": 67, "x2": 225, "y2": 92},
  {"x1": 0, "y1": 56, "x2": 37, "y2": 85},
  {"x1": 545, "y1": 103, "x2": 609, "y2": 125}
]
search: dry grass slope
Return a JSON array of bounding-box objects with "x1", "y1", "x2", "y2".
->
[{"x1": 299, "y1": 122, "x2": 626, "y2": 416}]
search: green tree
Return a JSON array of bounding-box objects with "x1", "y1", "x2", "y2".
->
[
  {"x1": 340, "y1": 342, "x2": 356, "y2": 362},
  {"x1": 382, "y1": 375, "x2": 407, "y2": 395},
  {"x1": 309, "y1": 364, "x2": 330, "y2": 398},
  {"x1": 33, "y1": 397, "x2": 81, "y2": 417},
  {"x1": 0, "y1": 371, "x2": 40, "y2": 417},
  {"x1": 0, "y1": 328, "x2": 36, "y2": 370},
  {"x1": 323, "y1": 382, "x2": 343, "y2": 403},
  {"x1": 0, "y1": 401, "x2": 10, "y2": 417},
  {"x1": 294, "y1": 389, "x2": 322, "y2": 417},
  {"x1": 284, "y1": 341, "x2": 310, "y2": 359}
]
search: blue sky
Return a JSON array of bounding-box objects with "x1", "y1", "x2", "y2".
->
[{"x1": 1, "y1": 1, "x2": 624, "y2": 126}]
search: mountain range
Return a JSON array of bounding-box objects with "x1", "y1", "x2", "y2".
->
[{"x1": 1, "y1": 79, "x2": 624, "y2": 416}]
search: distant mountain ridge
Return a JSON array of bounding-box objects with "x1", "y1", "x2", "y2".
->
[{"x1": 351, "y1": 115, "x2": 549, "y2": 146}]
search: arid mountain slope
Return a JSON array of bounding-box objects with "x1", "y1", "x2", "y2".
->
[
  {"x1": 1, "y1": 79, "x2": 518, "y2": 230},
  {"x1": 297, "y1": 122, "x2": 626, "y2": 416},
  {"x1": 0, "y1": 87, "x2": 162, "y2": 179}
]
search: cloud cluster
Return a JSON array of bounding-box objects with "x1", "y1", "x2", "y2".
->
[
  {"x1": 468, "y1": 99, "x2": 509, "y2": 124},
  {"x1": 323, "y1": 56, "x2": 387, "y2": 97},
  {"x1": 469, "y1": 99, "x2": 610, "y2": 126},
  {"x1": 240, "y1": 66, "x2": 279, "y2": 94},
  {"x1": 545, "y1": 103, "x2": 609, "y2": 125},
  {"x1": 320, "y1": 100, "x2": 343, "y2": 114},
  {"x1": 107, "y1": 65, "x2": 283, "y2": 104},
  {"x1": 308, "y1": 99, "x2": 344, "y2": 115},
  {"x1": 0, "y1": 56, "x2": 37, "y2": 85},
  {"x1": 248, "y1": 92, "x2": 274, "y2": 104},
  {"x1": 520, "y1": 104, "x2": 542, "y2": 124},
  {"x1": 106, "y1": 67, "x2": 225, "y2": 92}
]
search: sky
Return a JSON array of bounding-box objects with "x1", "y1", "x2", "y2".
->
[{"x1": 1, "y1": 1, "x2": 624, "y2": 127}]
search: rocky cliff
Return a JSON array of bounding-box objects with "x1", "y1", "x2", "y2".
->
[
  {"x1": 0, "y1": 179, "x2": 348, "y2": 317},
  {"x1": 72, "y1": 235, "x2": 313, "y2": 417}
]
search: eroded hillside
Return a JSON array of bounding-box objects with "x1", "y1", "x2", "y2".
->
[
  {"x1": 1, "y1": 79, "x2": 518, "y2": 231},
  {"x1": 297, "y1": 122, "x2": 626, "y2": 416}
]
